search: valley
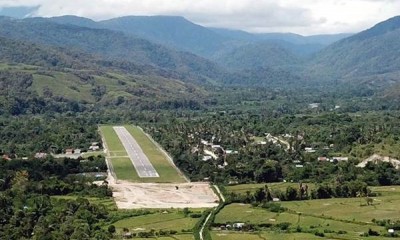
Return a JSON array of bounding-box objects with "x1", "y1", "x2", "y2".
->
[{"x1": 1, "y1": 8, "x2": 400, "y2": 240}]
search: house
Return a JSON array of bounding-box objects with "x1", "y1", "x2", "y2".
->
[
  {"x1": 65, "y1": 149, "x2": 74, "y2": 155},
  {"x1": 293, "y1": 160, "x2": 301, "y2": 163},
  {"x1": 305, "y1": 147, "x2": 316, "y2": 153},
  {"x1": 202, "y1": 156, "x2": 213, "y2": 161},
  {"x1": 295, "y1": 164, "x2": 304, "y2": 168},
  {"x1": 272, "y1": 198, "x2": 280, "y2": 202},
  {"x1": 34, "y1": 152, "x2": 48, "y2": 159},
  {"x1": 332, "y1": 157, "x2": 349, "y2": 162},
  {"x1": 225, "y1": 150, "x2": 238, "y2": 154},
  {"x1": 318, "y1": 157, "x2": 328, "y2": 161},
  {"x1": 233, "y1": 223, "x2": 245, "y2": 229},
  {"x1": 2, "y1": 155, "x2": 11, "y2": 161},
  {"x1": 74, "y1": 149, "x2": 82, "y2": 154},
  {"x1": 89, "y1": 145, "x2": 100, "y2": 151}
]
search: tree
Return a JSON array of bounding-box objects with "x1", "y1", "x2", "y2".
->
[
  {"x1": 107, "y1": 225, "x2": 116, "y2": 234},
  {"x1": 285, "y1": 186, "x2": 298, "y2": 201}
]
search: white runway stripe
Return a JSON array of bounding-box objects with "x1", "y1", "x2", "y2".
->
[{"x1": 113, "y1": 126, "x2": 159, "y2": 178}]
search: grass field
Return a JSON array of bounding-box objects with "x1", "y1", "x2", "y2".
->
[
  {"x1": 134, "y1": 235, "x2": 194, "y2": 240},
  {"x1": 112, "y1": 209, "x2": 204, "y2": 233},
  {"x1": 226, "y1": 182, "x2": 315, "y2": 195},
  {"x1": 214, "y1": 185, "x2": 400, "y2": 239},
  {"x1": 51, "y1": 195, "x2": 117, "y2": 210},
  {"x1": 211, "y1": 232, "x2": 323, "y2": 240},
  {"x1": 99, "y1": 125, "x2": 186, "y2": 183}
]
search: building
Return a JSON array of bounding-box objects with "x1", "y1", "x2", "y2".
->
[
  {"x1": 318, "y1": 157, "x2": 328, "y2": 161},
  {"x1": 332, "y1": 157, "x2": 349, "y2": 162},
  {"x1": 305, "y1": 147, "x2": 316, "y2": 153},
  {"x1": 65, "y1": 149, "x2": 74, "y2": 155},
  {"x1": 89, "y1": 145, "x2": 100, "y2": 151},
  {"x1": 233, "y1": 223, "x2": 245, "y2": 229},
  {"x1": 34, "y1": 152, "x2": 48, "y2": 159}
]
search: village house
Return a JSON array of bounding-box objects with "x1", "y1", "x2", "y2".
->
[
  {"x1": 34, "y1": 152, "x2": 48, "y2": 159},
  {"x1": 318, "y1": 157, "x2": 328, "y2": 161},
  {"x1": 305, "y1": 147, "x2": 316, "y2": 153},
  {"x1": 202, "y1": 156, "x2": 213, "y2": 161},
  {"x1": 65, "y1": 149, "x2": 74, "y2": 155},
  {"x1": 233, "y1": 223, "x2": 245, "y2": 229},
  {"x1": 89, "y1": 145, "x2": 100, "y2": 151},
  {"x1": 332, "y1": 157, "x2": 349, "y2": 162}
]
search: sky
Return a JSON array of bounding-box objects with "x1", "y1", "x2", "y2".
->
[{"x1": 0, "y1": 0, "x2": 399, "y2": 35}]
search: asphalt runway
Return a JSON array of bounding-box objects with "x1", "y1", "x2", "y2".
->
[{"x1": 113, "y1": 126, "x2": 159, "y2": 178}]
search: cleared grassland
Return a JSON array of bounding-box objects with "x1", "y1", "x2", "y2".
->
[
  {"x1": 113, "y1": 210, "x2": 202, "y2": 232},
  {"x1": 280, "y1": 192, "x2": 400, "y2": 223},
  {"x1": 51, "y1": 195, "x2": 117, "y2": 210},
  {"x1": 214, "y1": 186, "x2": 400, "y2": 239},
  {"x1": 215, "y1": 204, "x2": 386, "y2": 239},
  {"x1": 212, "y1": 232, "x2": 322, "y2": 240},
  {"x1": 100, "y1": 125, "x2": 186, "y2": 183},
  {"x1": 226, "y1": 182, "x2": 315, "y2": 195},
  {"x1": 135, "y1": 235, "x2": 194, "y2": 240}
]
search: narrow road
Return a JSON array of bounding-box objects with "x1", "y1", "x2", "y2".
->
[{"x1": 199, "y1": 185, "x2": 225, "y2": 240}]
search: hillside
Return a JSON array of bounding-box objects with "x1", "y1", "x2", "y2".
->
[
  {"x1": 0, "y1": 37, "x2": 208, "y2": 115},
  {"x1": 0, "y1": 17, "x2": 225, "y2": 85},
  {"x1": 213, "y1": 42, "x2": 301, "y2": 70},
  {"x1": 309, "y1": 16, "x2": 400, "y2": 87},
  {"x1": 99, "y1": 16, "x2": 228, "y2": 57}
]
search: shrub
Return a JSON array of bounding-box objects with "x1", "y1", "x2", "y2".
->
[{"x1": 276, "y1": 222, "x2": 291, "y2": 230}]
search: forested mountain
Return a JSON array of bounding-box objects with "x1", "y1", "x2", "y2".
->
[
  {"x1": 47, "y1": 15, "x2": 350, "y2": 59},
  {"x1": 99, "y1": 16, "x2": 229, "y2": 57},
  {"x1": 0, "y1": 36, "x2": 208, "y2": 115},
  {"x1": 50, "y1": 15, "x2": 100, "y2": 29},
  {"x1": 212, "y1": 42, "x2": 301, "y2": 70},
  {"x1": 0, "y1": 17, "x2": 225, "y2": 85},
  {"x1": 309, "y1": 16, "x2": 400, "y2": 87},
  {"x1": 211, "y1": 28, "x2": 352, "y2": 56}
]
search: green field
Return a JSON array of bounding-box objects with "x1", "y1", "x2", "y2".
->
[
  {"x1": 134, "y1": 235, "x2": 194, "y2": 240},
  {"x1": 99, "y1": 125, "x2": 186, "y2": 183},
  {"x1": 113, "y1": 210, "x2": 201, "y2": 233},
  {"x1": 51, "y1": 195, "x2": 117, "y2": 210},
  {"x1": 213, "y1": 185, "x2": 400, "y2": 239},
  {"x1": 226, "y1": 182, "x2": 315, "y2": 195},
  {"x1": 211, "y1": 232, "x2": 323, "y2": 240}
]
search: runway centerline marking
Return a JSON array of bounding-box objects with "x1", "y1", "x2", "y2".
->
[{"x1": 113, "y1": 126, "x2": 159, "y2": 178}]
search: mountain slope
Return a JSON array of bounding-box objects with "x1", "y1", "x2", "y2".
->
[
  {"x1": 0, "y1": 17, "x2": 225, "y2": 85},
  {"x1": 213, "y1": 42, "x2": 301, "y2": 70},
  {"x1": 0, "y1": 36, "x2": 208, "y2": 114},
  {"x1": 309, "y1": 16, "x2": 400, "y2": 85},
  {"x1": 50, "y1": 15, "x2": 100, "y2": 29},
  {"x1": 99, "y1": 16, "x2": 228, "y2": 57}
]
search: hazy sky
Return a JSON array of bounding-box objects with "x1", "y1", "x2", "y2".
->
[{"x1": 0, "y1": 0, "x2": 399, "y2": 35}]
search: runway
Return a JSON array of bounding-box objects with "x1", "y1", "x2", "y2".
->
[{"x1": 113, "y1": 126, "x2": 159, "y2": 178}]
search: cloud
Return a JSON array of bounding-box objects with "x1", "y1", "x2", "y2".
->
[{"x1": 0, "y1": 0, "x2": 399, "y2": 34}]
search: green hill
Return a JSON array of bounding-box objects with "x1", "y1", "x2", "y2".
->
[
  {"x1": 213, "y1": 42, "x2": 301, "y2": 70},
  {"x1": 0, "y1": 37, "x2": 207, "y2": 115},
  {"x1": 0, "y1": 17, "x2": 225, "y2": 85},
  {"x1": 309, "y1": 16, "x2": 400, "y2": 87}
]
